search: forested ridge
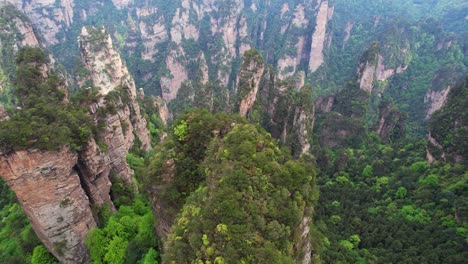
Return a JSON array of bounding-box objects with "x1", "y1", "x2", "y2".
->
[{"x1": 0, "y1": 0, "x2": 466, "y2": 263}]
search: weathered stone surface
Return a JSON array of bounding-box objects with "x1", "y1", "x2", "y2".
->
[
  {"x1": 5, "y1": 0, "x2": 74, "y2": 45},
  {"x1": 77, "y1": 137, "x2": 114, "y2": 207},
  {"x1": 358, "y1": 61, "x2": 377, "y2": 93},
  {"x1": 79, "y1": 26, "x2": 151, "y2": 153},
  {"x1": 160, "y1": 48, "x2": 189, "y2": 103},
  {"x1": 237, "y1": 51, "x2": 265, "y2": 117},
  {"x1": 309, "y1": 1, "x2": 332, "y2": 73},
  {"x1": 294, "y1": 108, "x2": 313, "y2": 155},
  {"x1": 0, "y1": 148, "x2": 96, "y2": 264},
  {"x1": 425, "y1": 86, "x2": 451, "y2": 119}
]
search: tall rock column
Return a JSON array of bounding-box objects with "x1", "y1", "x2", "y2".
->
[
  {"x1": 236, "y1": 49, "x2": 265, "y2": 117},
  {"x1": 309, "y1": 1, "x2": 333, "y2": 73},
  {"x1": 78, "y1": 26, "x2": 151, "y2": 183},
  {"x1": 0, "y1": 148, "x2": 96, "y2": 264}
]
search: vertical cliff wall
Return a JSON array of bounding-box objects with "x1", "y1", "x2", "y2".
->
[
  {"x1": 0, "y1": 148, "x2": 96, "y2": 264},
  {"x1": 309, "y1": 0, "x2": 333, "y2": 73},
  {"x1": 0, "y1": 21, "x2": 153, "y2": 262},
  {"x1": 5, "y1": 0, "x2": 74, "y2": 45},
  {"x1": 236, "y1": 49, "x2": 265, "y2": 117}
]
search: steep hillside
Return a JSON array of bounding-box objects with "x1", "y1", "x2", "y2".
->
[{"x1": 0, "y1": 1, "x2": 466, "y2": 263}]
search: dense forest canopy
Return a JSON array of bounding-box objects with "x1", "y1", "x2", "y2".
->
[{"x1": 0, "y1": 0, "x2": 466, "y2": 263}]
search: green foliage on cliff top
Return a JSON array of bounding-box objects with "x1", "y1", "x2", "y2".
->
[
  {"x1": 163, "y1": 122, "x2": 317, "y2": 263},
  {"x1": 0, "y1": 47, "x2": 94, "y2": 152}
]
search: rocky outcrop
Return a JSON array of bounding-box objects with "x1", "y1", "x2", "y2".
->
[
  {"x1": 0, "y1": 148, "x2": 96, "y2": 264},
  {"x1": 137, "y1": 9, "x2": 167, "y2": 62},
  {"x1": 79, "y1": 26, "x2": 150, "y2": 149},
  {"x1": 277, "y1": 4, "x2": 309, "y2": 80},
  {"x1": 79, "y1": 26, "x2": 133, "y2": 95},
  {"x1": 170, "y1": 0, "x2": 199, "y2": 44},
  {"x1": 375, "y1": 101, "x2": 405, "y2": 142},
  {"x1": 424, "y1": 67, "x2": 465, "y2": 119},
  {"x1": 160, "y1": 48, "x2": 189, "y2": 103},
  {"x1": 342, "y1": 21, "x2": 354, "y2": 49},
  {"x1": 236, "y1": 50, "x2": 265, "y2": 117},
  {"x1": 293, "y1": 107, "x2": 313, "y2": 155},
  {"x1": 425, "y1": 86, "x2": 451, "y2": 119},
  {"x1": 315, "y1": 96, "x2": 335, "y2": 113},
  {"x1": 78, "y1": 26, "x2": 151, "y2": 185},
  {"x1": 153, "y1": 96, "x2": 171, "y2": 126},
  {"x1": 111, "y1": 0, "x2": 132, "y2": 10},
  {"x1": 0, "y1": 23, "x2": 155, "y2": 262},
  {"x1": 309, "y1": 1, "x2": 333, "y2": 73},
  {"x1": 426, "y1": 76, "x2": 467, "y2": 164},
  {"x1": 199, "y1": 52, "x2": 209, "y2": 85},
  {"x1": 294, "y1": 211, "x2": 312, "y2": 264},
  {"x1": 0, "y1": 4, "x2": 40, "y2": 95},
  {"x1": 358, "y1": 44, "x2": 408, "y2": 93},
  {"x1": 6, "y1": 0, "x2": 74, "y2": 45},
  {"x1": 76, "y1": 138, "x2": 114, "y2": 207}
]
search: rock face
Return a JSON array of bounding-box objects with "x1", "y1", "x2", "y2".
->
[
  {"x1": 160, "y1": 48, "x2": 189, "y2": 103},
  {"x1": 358, "y1": 44, "x2": 407, "y2": 94},
  {"x1": 425, "y1": 87, "x2": 451, "y2": 119},
  {"x1": 5, "y1": 0, "x2": 74, "y2": 45},
  {"x1": 294, "y1": 211, "x2": 313, "y2": 264},
  {"x1": 426, "y1": 76, "x2": 467, "y2": 164},
  {"x1": 293, "y1": 107, "x2": 313, "y2": 156},
  {"x1": 277, "y1": 4, "x2": 309, "y2": 80},
  {"x1": 0, "y1": 23, "x2": 154, "y2": 262},
  {"x1": 236, "y1": 50, "x2": 265, "y2": 117},
  {"x1": 375, "y1": 101, "x2": 405, "y2": 142},
  {"x1": 0, "y1": 4, "x2": 40, "y2": 96},
  {"x1": 79, "y1": 27, "x2": 133, "y2": 96},
  {"x1": 309, "y1": 1, "x2": 333, "y2": 73},
  {"x1": 0, "y1": 148, "x2": 96, "y2": 264},
  {"x1": 78, "y1": 26, "x2": 151, "y2": 186}
]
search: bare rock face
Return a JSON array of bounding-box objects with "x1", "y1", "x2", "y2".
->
[
  {"x1": 77, "y1": 138, "x2": 114, "y2": 207},
  {"x1": 294, "y1": 108, "x2": 313, "y2": 155},
  {"x1": 170, "y1": 0, "x2": 199, "y2": 44},
  {"x1": 358, "y1": 60, "x2": 377, "y2": 93},
  {"x1": 425, "y1": 86, "x2": 451, "y2": 119},
  {"x1": 153, "y1": 96, "x2": 171, "y2": 126},
  {"x1": 0, "y1": 148, "x2": 96, "y2": 264},
  {"x1": 358, "y1": 43, "x2": 408, "y2": 94},
  {"x1": 0, "y1": 3, "x2": 40, "y2": 94},
  {"x1": 236, "y1": 50, "x2": 265, "y2": 117},
  {"x1": 294, "y1": 211, "x2": 313, "y2": 264},
  {"x1": 111, "y1": 0, "x2": 132, "y2": 10},
  {"x1": 315, "y1": 96, "x2": 335, "y2": 113},
  {"x1": 137, "y1": 9, "x2": 167, "y2": 62},
  {"x1": 160, "y1": 48, "x2": 189, "y2": 103},
  {"x1": 277, "y1": 4, "x2": 309, "y2": 80},
  {"x1": 309, "y1": 1, "x2": 333, "y2": 73},
  {"x1": 199, "y1": 52, "x2": 209, "y2": 85},
  {"x1": 79, "y1": 26, "x2": 150, "y2": 150},
  {"x1": 342, "y1": 21, "x2": 354, "y2": 49},
  {"x1": 5, "y1": 0, "x2": 74, "y2": 45},
  {"x1": 356, "y1": 43, "x2": 381, "y2": 93},
  {"x1": 79, "y1": 26, "x2": 133, "y2": 96}
]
